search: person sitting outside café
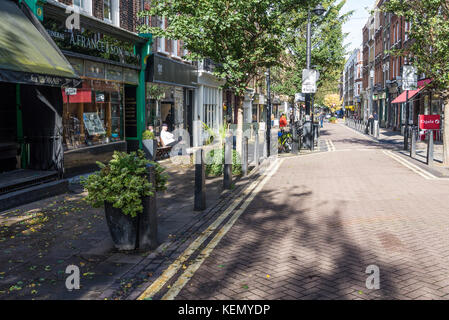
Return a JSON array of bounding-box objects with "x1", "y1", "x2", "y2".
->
[{"x1": 160, "y1": 123, "x2": 177, "y2": 147}]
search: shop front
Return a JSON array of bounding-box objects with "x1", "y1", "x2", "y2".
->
[
  {"x1": 146, "y1": 54, "x2": 197, "y2": 142},
  {"x1": 42, "y1": 2, "x2": 151, "y2": 176},
  {"x1": 252, "y1": 94, "x2": 267, "y2": 131},
  {"x1": 0, "y1": 0, "x2": 79, "y2": 197},
  {"x1": 193, "y1": 70, "x2": 224, "y2": 147}
]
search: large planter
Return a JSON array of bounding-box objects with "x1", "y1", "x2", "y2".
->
[
  {"x1": 142, "y1": 139, "x2": 158, "y2": 161},
  {"x1": 104, "y1": 196, "x2": 158, "y2": 251},
  {"x1": 104, "y1": 201, "x2": 139, "y2": 250}
]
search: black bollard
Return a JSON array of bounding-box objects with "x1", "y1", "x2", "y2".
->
[
  {"x1": 291, "y1": 122, "x2": 299, "y2": 154},
  {"x1": 139, "y1": 164, "x2": 158, "y2": 250},
  {"x1": 404, "y1": 126, "x2": 409, "y2": 151},
  {"x1": 194, "y1": 149, "x2": 206, "y2": 211},
  {"x1": 427, "y1": 130, "x2": 434, "y2": 166},
  {"x1": 242, "y1": 136, "x2": 248, "y2": 176},
  {"x1": 410, "y1": 127, "x2": 416, "y2": 158},
  {"x1": 223, "y1": 135, "x2": 233, "y2": 189}
]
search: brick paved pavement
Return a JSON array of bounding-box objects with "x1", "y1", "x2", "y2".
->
[{"x1": 168, "y1": 122, "x2": 449, "y2": 300}]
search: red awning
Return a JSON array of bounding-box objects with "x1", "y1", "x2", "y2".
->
[
  {"x1": 62, "y1": 88, "x2": 92, "y2": 103},
  {"x1": 391, "y1": 79, "x2": 432, "y2": 104}
]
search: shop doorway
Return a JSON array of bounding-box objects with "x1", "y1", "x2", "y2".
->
[
  {"x1": 161, "y1": 102, "x2": 175, "y2": 131},
  {"x1": 184, "y1": 88, "x2": 194, "y2": 146},
  {"x1": 0, "y1": 83, "x2": 63, "y2": 195},
  {"x1": 0, "y1": 83, "x2": 18, "y2": 173}
]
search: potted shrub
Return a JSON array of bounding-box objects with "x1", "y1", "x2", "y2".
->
[
  {"x1": 142, "y1": 130, "x2": 157, "y2": 161},
  {"x1": 205, "y1": 148, "x2": 242, "y2": 177},
  {"x1": 201, "y1": 123, "x2": 242, "y2": 177},
  {"x1": 329, "y1": 117, "x2": 337, "y2": 124},
  {"x1": 81, "y1": 150, "x2": 167, "y2": 251}
]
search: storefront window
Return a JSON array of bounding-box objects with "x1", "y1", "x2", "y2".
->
[
  {"x1": 252, "y1": 104, "x2": 258, "y2": 123},
  {"x1": 203, "y1": 86, "x2": 218, "y2": 130},
  {"x1": 431, "y1": 93, "x2": 442, "y2": 115},
  {"x1": 62, "y1": 80, "x2": 124, "y2": 150},
  {"x1": 259, "y1": 105, "x2": 266, "y2": 123}
]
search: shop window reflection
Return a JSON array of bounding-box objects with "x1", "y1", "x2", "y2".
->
[{"x1": 62, "y1": 81, "x2": 124, "y2": 150}]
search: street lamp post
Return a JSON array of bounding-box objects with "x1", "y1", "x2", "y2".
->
[
  {"x1": 304, "y1": 3, "x2": 325, "y2": 150},
  {"x1": 266, "y1": 68, "x2": 271, "y2": 157}
]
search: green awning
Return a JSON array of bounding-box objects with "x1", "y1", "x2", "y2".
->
[{"x1": 0, "y1": 0, "x2": 79, "y2": 87}]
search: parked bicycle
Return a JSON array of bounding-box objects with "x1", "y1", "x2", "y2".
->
[{"x1": 278, "y1": 129, "x2": 293, "y2": 153}]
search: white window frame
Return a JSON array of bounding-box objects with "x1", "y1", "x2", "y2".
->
[
  {"x1": 157, "y1": 17, "x2": 168, "y2": 54},
  {"x1": 103, "y1": 0, "x2": 112, "y2": 23},
  {"x1": 172, "y1": 40, "x2": 179, "y2": 57},
  {"x1": 396, "y1": 23, "x2": 399, "y2": 43},
  {"x1": 72, "y1": 0, "x2": 92, "y2": 15},
  {"x1": 392, "y1": 59, "x2": 395, "y2": 78}
]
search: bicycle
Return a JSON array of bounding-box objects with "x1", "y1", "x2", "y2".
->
[{"x1": 278, "y1": 129, "x2": 293, "y2": 153}]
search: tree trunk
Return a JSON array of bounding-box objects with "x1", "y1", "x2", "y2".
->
[
  {"x1": 443, "y1": 98, "x2": 449, "y2": 166},
  {"x1": 236, "y1": 96, "x2": 244, "y2": 157}
]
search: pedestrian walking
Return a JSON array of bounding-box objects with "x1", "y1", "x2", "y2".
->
[{"x1": 319, "y1": 112, "x2": 325, "y2": 128}]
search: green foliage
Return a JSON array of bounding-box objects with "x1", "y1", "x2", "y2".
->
[
  {"x1": 383, "y1": 0, "x2": 449, "y2": 98},
  {"x1": 202, "y1": 122, "x2": 228, "y2": 146},
  {"x1": 205, "y1": 148, "x2": 242, "y2": 177},
  {"x1": 142, "y1": 130, "x2": 155, "y2": 140},
  {"x1": 81, "y1": 151, "x2": 168, "y2": 218},
  {"x1": 383, "y1": 0, "x2": 449, "y2": 163},
  {"x1": 271, "y1": 0, "x2": 351, "y2": 99},
  {"x1": 147, "y1": 84, "x2": 165, "y2": 100},
  {"x1": 329, "y1": 117, "x2": 337, "y2": 122},
  {"x1": 138, "y1": 0, "x2": 316, "y2": 95}
]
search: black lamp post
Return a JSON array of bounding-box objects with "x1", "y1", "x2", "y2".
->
[
  {"x1": 266, "y1": 68, "x2": 272, "y2": 157},
  {"x1": 305, "y1": 3, "x2": 326, "y2": 150}
]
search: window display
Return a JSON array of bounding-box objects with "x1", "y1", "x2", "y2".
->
[
  {"x1": 62, "y1": 80, "x2": 124, "y2": 150},
  {"x1": 83, "y1": 112, "x2": 106, "y2": 136}
]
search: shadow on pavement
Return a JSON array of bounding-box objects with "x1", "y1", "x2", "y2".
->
[{"x1": 177, "y1": 186, "x2": 402, "y2": 300}]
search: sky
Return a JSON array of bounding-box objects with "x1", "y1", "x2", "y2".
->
[{"x1": 340, "y1": 0, "x2": 375, "y2": 55}]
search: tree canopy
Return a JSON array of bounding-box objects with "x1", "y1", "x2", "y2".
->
[
  {"x1": 138, "y1": 0, "x2": 322, "y2": 96},
  {"x1": 271, "y1": 0, "x2": 351, "y2": 101}
]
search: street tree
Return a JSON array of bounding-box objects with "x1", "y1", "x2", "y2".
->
[
  {"x1": 271, "y1": 0, "x2": 351, "y2": 104},
  {"x1": 138, "y1": 0, "x2": 320, "y2": 153},
  {"x1": 383, "y1": 0, "x2": 449, "y2": 165},
  {"x1": 324, "y1": 93, "x2": 342, "y2": 113}
]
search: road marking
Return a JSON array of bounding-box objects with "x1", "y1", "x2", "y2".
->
[
  {"x1": 161, "y1": 158, "x2": 285, "y2": 300},
  {"x1": 328, "y1": 139, "x2": 336, "y2": 152},
  {"x1": 324, "y1": 139, "x2": 330, "y2": 151},
  {"x1": 137, "y1": 159, "x2": 281, "y2": 300},
  {"x1": 383, "y1": 150, "x2": 437, "y2": 180}
]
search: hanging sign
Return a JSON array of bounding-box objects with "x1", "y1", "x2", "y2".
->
[
  {"x1": 402, "y1": 65, "x2": 418, "y2": 91},
  {"x1": 419, "y1": 115, "x2": 441, "y2": 130},
  {"x1": 65, "y1": 88, "x2": 77, "y2": 96},
  {"x1": 302, "y1": 69, "x2": 318, "y2": 94}
]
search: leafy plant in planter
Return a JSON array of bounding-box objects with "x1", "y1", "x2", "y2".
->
[
  {"x1": 142, "y1": 130, "x2": 157, "y2": 160},
  {"x1": 205, "y1": 148, "x2": 242, "y2": 177},
  {"x1": 201, "y1": 123, "x2": 242, "y2": 177},
  {"x1": 81, "y1": 150, "x2": 167, "y2": 250},
  {"x1": 329, "y1": 117, "x2": 337, "y2": 123},
  {"x1": 142, "y1": 130, "x2": 155, "y2": 141}
]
